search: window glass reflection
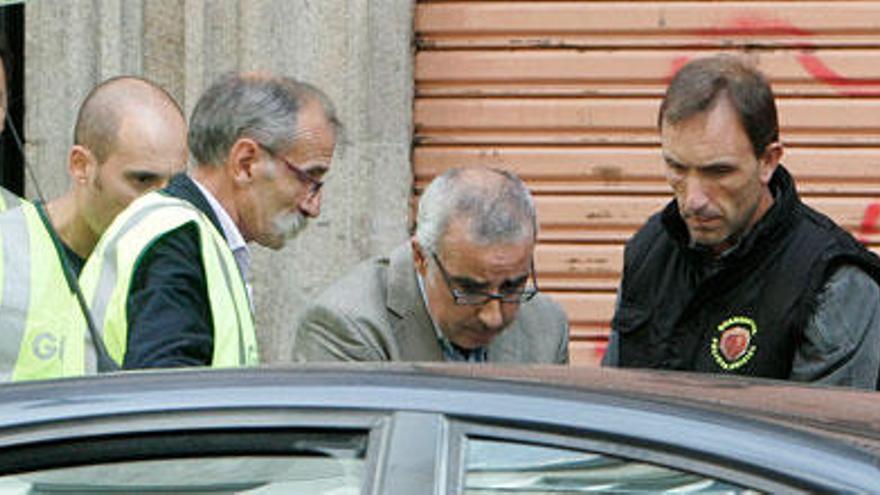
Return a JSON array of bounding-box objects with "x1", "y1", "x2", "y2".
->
[
  {"x1": 464, "y1": 437, "x2": 761, "y2": 494},
  {"x1": 0, "y1": 431, "x2": 367, "y2": 495}
]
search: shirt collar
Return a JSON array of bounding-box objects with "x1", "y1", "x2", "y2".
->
[{"x1": 191, "y1": 177, "x2": 249, "y2": 258}]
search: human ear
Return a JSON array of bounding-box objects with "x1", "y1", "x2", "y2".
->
[
  {"x1": 411, "y1": 237, "x2": 428, "y2": 276},
  {"x1": 68, "y1": 145, "x2": 96, "y2": 184},
  {"x1": 227, "y1": 138, "x2": 261, "y2": 185},
  {"x1": 759, "y1": 142, "x2": 783, "y2": 183}
]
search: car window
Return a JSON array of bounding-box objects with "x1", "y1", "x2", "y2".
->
[
  {"x1": 0, "y1": 431, "x2": 368, "y2": 495},
  {"x1": 463, "y1": 437, "x2": 761, "y2": 494},
  {"x1": 0, "y1": 457, "x2": 363, "y2": 494}
]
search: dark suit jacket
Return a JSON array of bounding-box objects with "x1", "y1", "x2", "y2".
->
[
  {"x1": 294, "y1": 242, "x2": 569, "y2": 363},
  {"x1": 124, "y1": 174, "x2": 227, "y2": 369}
]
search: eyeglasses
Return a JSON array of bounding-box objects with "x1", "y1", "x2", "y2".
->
[
  {"x1": 430, "y1": 251, "x2": 539, "y2": 305},
  {"x1": 261, "y1": 145, "x2": 324, "y2": 197}
]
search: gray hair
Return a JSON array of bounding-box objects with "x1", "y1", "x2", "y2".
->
[
  {"x1": 415, "y1": 167, "x2": 537, "y2": 254},
  {"x1": 188, "y1": 72, "x2": 341, "y2": 166}
]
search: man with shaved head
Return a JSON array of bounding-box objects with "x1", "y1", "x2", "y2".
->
[
  {"x1": 48, "y1": 76, "x2": 188, "y2": 267},
  {"x1": 295, "y1": 166, "x2": 569, "y2": 363},
  {"x1": 0, "y1": 76, "x2": 187, "y2": 380},
  {"x1": 79, "y1": 72, "x2": 340, "y2": 369}
]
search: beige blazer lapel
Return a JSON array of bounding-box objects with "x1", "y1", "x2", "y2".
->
[{"x1": 385, "y1": 243, "x2": 444, "y2": 361}]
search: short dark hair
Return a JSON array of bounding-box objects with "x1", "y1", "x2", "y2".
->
[
  {"x1": 188, "y1": 72, "x2": 341, "y2": 167},
  {"x1": 658, "y1": 54, "x2": 779, "y2": 158}
]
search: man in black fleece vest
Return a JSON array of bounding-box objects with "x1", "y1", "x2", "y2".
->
[{"x1": 603, "y1": 55, "x2": 880, "y2": 389}]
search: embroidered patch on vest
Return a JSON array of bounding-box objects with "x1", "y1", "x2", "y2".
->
[{"x1": 711, "y1": 316, "x2": 757, "y2": 370}]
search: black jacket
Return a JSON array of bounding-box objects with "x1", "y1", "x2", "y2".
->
[
  {"x1": 124, "y1": 174, "x2": 226, "y2": 369},
  {"x1": 613, "y1": 166, "x2": 880, "y2": 378}
]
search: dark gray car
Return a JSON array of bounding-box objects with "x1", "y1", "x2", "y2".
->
[{"x1": 0, "y1": 364, "x2": 876, "y2": 494}]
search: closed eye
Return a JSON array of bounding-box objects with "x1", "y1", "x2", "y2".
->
[
  {"x1": 499, "y1": 275, "x2": 529, "y2": 294},
  {"x1": 302, "y1": 164, "x2": 329, "y2": 181},
  {"x1": 451, "y1": 277, "x2": 489, "y2": 293},
  {"x1": 664, "y1": 158, "x2": 687, "y2": 179},
  {"x1": 666, "y1": 161, "x2": 686, "y2": 173},
  {"x1": 702, "y1": 164, "x2": 736, "y2": 177},
  {"x1": 126, "y1": 170, "x2": 162, "y2": 188}
]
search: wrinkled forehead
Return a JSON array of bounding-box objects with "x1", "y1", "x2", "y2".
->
[
  {"x1": 286, "y1": 104, "x2": 337, "y2": 162},
  {"x1": 100, "y1": 110, "x2": 188, "y2": 171},
  {"x1": 442, "y1": 211, "x2": 535, "y2": 246},
  {"x1": 439, "y1": 217, "x2": 535, "y2": 267}
]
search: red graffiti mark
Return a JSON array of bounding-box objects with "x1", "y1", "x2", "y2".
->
[
  {"x1": 595, "y1": 341, "x2": 608, "y2": 364},
  {"x1": 693, "y1": 16, "x2": 813, "y2": 38},
  {"x1": 796, "y1": 53, "x2": 880, "y2": 95},
  {"x1": 858, "y1": 203, "x2": 880, "y2": 244},
  {"x1": 673, "y1": 16, "x2": 880, "y2": 96},
  {"x1": 666, "y1": 55, "x2": 691, "y2": 81}
]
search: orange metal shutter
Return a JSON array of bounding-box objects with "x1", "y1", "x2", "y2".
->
[{"x1": 414, "y1": 1, "x2": 880, "y2": 366}]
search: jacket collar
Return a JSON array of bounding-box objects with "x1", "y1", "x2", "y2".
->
[
  {"x1": 162, "y1": 173, "x2": 225, "y2": 239},
  {"x1": 385, "y1": 243, "x2": 444, "y2": 361}
]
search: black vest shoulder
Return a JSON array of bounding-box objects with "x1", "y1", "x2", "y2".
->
[{"x1": 615, "y1": 166, "x2": 880, "y2": 378}]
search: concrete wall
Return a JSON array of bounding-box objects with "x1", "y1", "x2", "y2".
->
[{"x1": 25, "y1": 0, "x2": 414, "y2": 362}]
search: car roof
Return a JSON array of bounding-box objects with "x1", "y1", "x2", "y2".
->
[
  {"x1": 428, "y1": 364, "x2": 880, "y2": 452},
  {"x1": 1, "y1": 364, "x2": 878, "y2": 443}
]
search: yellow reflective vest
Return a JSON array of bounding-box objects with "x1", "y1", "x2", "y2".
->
[
  {"x1": 79, "y1": 192, "x2": 259, "y2": 368},
  {"x1": 0, "y1": 187, "x2": 21, "y2": 212},
  {"x1": 0, "y1": 201, "x2": 88, "y2": 381}
]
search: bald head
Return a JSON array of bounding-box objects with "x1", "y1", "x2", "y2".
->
[
  {"x1": 74, "y1": 76, "x2": 185, "y2": 164},
  {"x1": 416, "y1": 167, "x2": 537, "y2": 254}
]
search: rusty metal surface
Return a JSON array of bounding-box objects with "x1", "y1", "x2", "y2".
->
[{"x1": 416, "y1": 2, "x2": 880, "y2": 50}]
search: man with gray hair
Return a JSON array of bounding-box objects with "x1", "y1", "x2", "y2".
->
[
  {"x1": 294, "y1": 166, "x2": 569, "y2": 363},
  {"x1": 79, "y1": 72, "x2": 340, "y2": 369}
]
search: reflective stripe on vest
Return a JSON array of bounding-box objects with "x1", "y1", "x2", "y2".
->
[
  {"x1": 0, "y1": 188, "x2": 21, "y2": 212},
  {"x1": 0, "y1": 205, "x2": 29, "y2": 380},
  {"x1": 80, "y1": 192, "x2": 258, "y2": 368},
  {"x1": 0, "y1": 203, "x2": 84, "y2": 381}
]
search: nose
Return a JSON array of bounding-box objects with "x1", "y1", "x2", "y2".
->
[
  {"x1": 477, "y1": 299, "x2": 505, "y2": 331},
  {"x1": 299, "y1": 190, "x2": 322, "y2": 218},
  {"x1": 684, "y1": 176, "x2": 709, "y2": 214}
]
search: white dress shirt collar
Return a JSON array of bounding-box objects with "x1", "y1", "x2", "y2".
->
[{"x1": 191, "y1": 177, "x2": 251, "y2": 286}]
